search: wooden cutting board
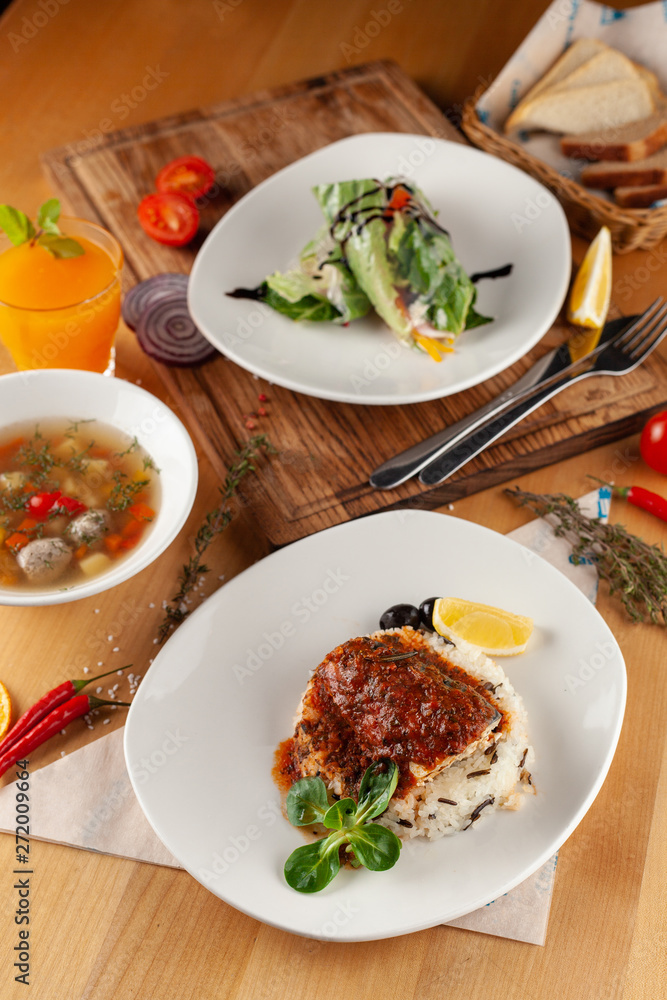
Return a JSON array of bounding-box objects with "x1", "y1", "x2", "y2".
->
[{"x1": 42, "y1": 60, "x2": 667, "y2": 545}]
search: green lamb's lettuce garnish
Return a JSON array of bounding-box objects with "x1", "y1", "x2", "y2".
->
[
  {"x1": 0, "y1": 199, "x2": 84, "y2": 259},
  {"x1": 284, "y1": 761, "x2": 402, "y2": 894}
]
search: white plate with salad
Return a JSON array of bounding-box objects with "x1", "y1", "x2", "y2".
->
[
  {"x1": 188, "y1": 133, "x2": 571, "y2": 405},
  {"x1": 124, "y1": 510, "x2": 625, "y2": 942}
]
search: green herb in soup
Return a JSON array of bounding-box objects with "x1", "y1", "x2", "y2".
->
[{"x1": 0, "y1": 419, "x2": 160, "y2": 590}]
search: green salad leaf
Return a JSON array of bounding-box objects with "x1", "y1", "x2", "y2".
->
[
  {"x1": 228, "y1": 177, "x2": 498, "y2": 356},
  {"x1": 284, "y1": 761, "x2": 402, "y2": 893}
]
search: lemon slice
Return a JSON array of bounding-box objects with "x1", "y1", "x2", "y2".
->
[
  {"x1": 432, "y1": 597, "x2": 533, "y2": 656},
  {"x1": 0, "y1": 682, "x2": 12, "y2": 741},
  {"x1": 566, "y1": 226, "x2": 612, "y2": 333}
]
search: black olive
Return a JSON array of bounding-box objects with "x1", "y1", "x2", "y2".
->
[
  {"x1": 379, "y1": 603, "x2": 421, "y2": 630},
  {"x1": 419, "y1": 596, "x2": 440, "y2": 632}
]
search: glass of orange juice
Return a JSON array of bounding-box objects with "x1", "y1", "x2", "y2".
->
[{"x1": 0, "y1": 218, "x2": 122, "y2": 374}]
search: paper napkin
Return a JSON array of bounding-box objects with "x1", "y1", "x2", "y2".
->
[{"x1": 0, "y1": 489, "x2": 611, "y2": 945}]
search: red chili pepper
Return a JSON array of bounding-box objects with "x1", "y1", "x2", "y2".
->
[
  {"x1": 0, "y1": 665, "x2": 132, "y2": 758},
  {"x1": 612, "y1": 485, "x2": 667, "y2": 523},
  {"x1": 0, "y1": 694, "x2": 131, "y2": 779}
]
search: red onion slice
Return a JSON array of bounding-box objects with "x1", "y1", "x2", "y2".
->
[
  {"x1": 135, "y1": 294, "x2": 218, "y2": 367},
  {"x1": 122, "y1": 273, "x2": 189, "y2": 331}
]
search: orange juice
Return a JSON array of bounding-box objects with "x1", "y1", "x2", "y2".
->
[{"x1": 0, "y1": 219, "x2": 122, "y2": 373}]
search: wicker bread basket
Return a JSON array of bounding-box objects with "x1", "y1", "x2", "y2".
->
[{"x1": 462, "y1": 95, "x2": 667, "y2": 254}]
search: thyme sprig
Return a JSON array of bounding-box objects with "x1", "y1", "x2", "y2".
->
[
  {"x1": 506, "y1": 486, "x2": 667, "y2": 625},
  {"x1": 157, "y1": 434, "x2": 273, "y2": 643}
]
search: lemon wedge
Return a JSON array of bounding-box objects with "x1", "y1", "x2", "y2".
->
[
  {"x1": 566, "y1": 225, "x2": 612, "y2": 333},
  {"x1": 0, "y1": 681, "x2": 12, "y2": 741},
  {"x1": 432, "y1": 597, "x2": 534, "y2": 656}
]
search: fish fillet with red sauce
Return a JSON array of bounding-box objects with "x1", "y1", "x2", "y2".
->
[{"x1": 284, "y1": 628, "x2": 503, "y2": 798}]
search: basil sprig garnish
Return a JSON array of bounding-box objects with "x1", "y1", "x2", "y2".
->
[
  {"x1": 0, "y1": 199, "x2": 84, "y2": 259},
  {"x1": 284, "y1": 761, "x2": 402, "y2": 893}
]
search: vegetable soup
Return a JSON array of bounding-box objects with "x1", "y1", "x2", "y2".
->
[{"x1": 0, "y1": 418, "x2": 160, "y2": 591}]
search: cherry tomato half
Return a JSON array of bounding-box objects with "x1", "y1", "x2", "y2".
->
[
  {"x1": 155, "y1": 155, "x2": 215, "y2": 201},
  {"x1": 640, "y1": 410, "x2": 667, "y2": 476},
  {"x1": 137, "y1": 192, "x2": 199, "y2": 247}
]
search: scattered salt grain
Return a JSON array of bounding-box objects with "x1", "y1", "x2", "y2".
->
[
  {"x1": 94, "y1": 609, "x2": 100, "y2": 614},
  {"x1": 112, "y1": 647, "x2": 119, "y2": 653},
  {"x1": 97, "y1": 662, "x2": 103, "y2": 667},
  {"x1": 107, "y1": 635, "x2": 113, "y2": 642},
  {"x1": 448, "y1": 504, "x2": 454, "y2": 511},
  {"x1": 83, "y1": 667, "x2": 89, "y2": 674},
  {"x1": 60, "y1": 751, "x2": 66, "y2": 757},
  {"x1": 117, "y1": 669, "x2": 123, "y2": 675},
  {"x1": 103, "y1": 718, "x2": 110, "y2": 725},
  {"x1": 96, "y1": 687, "x2": 102, "y2": 694},
  {"x1": 149, "y1": 603, "x2": 155, "y2": 609},
  {"x1": 60, "y1": 729, "x2": 66, "y2": 736}
]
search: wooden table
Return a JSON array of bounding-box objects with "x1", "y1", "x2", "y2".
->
[{"x1": 0, "y1": 1, "x2": 665, "y2": 998}]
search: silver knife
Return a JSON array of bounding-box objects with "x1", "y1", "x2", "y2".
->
[{"x1": 369, "y1": 316, "x2": 635, "y2": 491}]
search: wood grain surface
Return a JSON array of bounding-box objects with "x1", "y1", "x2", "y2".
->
[
  {"x1": 0, "y1": 1, "x2": 665, "y2": 999},
  {"x1": 42, "y1": 60, "x2": 667, "y2": 544}
]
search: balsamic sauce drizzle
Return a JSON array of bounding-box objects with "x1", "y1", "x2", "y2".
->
[{"x1": 226, "y1": 179, "x2": 512, "y2": 302}]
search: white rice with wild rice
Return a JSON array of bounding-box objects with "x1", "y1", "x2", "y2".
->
[{"x1": 374, "y1": 627, "x2": 535, "y2": 841}]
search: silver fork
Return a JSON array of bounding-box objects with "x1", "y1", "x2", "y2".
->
[{"x1": 418, "y1": 298, "x2": 667, "y2": 487}]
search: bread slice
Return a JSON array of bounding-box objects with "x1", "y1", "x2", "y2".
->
[
  {"x1": 505, "y1": 78, "x2": 655, "y2": 135},
  {"x1": 614, "y1": 183, "x2": 667, "y2": 207},
  {"x1": 504, "y1": 40, "x2": 639, "y2": 133},
  {"x1": 546, "y1": 48, "x2": 640, "y2": 91},
  {"x1": 514, "y1": 38, "x2": 607, "y2": 107},
  {"x1": 636, "y1": 65, "x2": 666, "y2": 108},
  {"x1": 560, "y1": 112, "x2": 667, "y2": 161},
  {"x1": 581, "y1": 148, "x2": 667, "y2": 188}
]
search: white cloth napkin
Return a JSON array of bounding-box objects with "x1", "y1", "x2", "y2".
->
[{"x1": 0, "y1": 489, "x2": 611, "y2": 944}]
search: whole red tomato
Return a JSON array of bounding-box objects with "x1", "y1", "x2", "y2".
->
[{"x1": 640, "y1": 410, "x2": 667, "y2": 475}]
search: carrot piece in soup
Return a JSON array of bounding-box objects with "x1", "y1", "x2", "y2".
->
[{"x1": 5, "y1": 532, "x2": 29, "y2": 552}]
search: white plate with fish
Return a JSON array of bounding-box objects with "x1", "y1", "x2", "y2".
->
[
  {"x1": 188, "y1": 133, "x2": 571, "y2": 405},
  {"x1": 124, "y1": 509, "x2": 625, "y2": 941}
]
